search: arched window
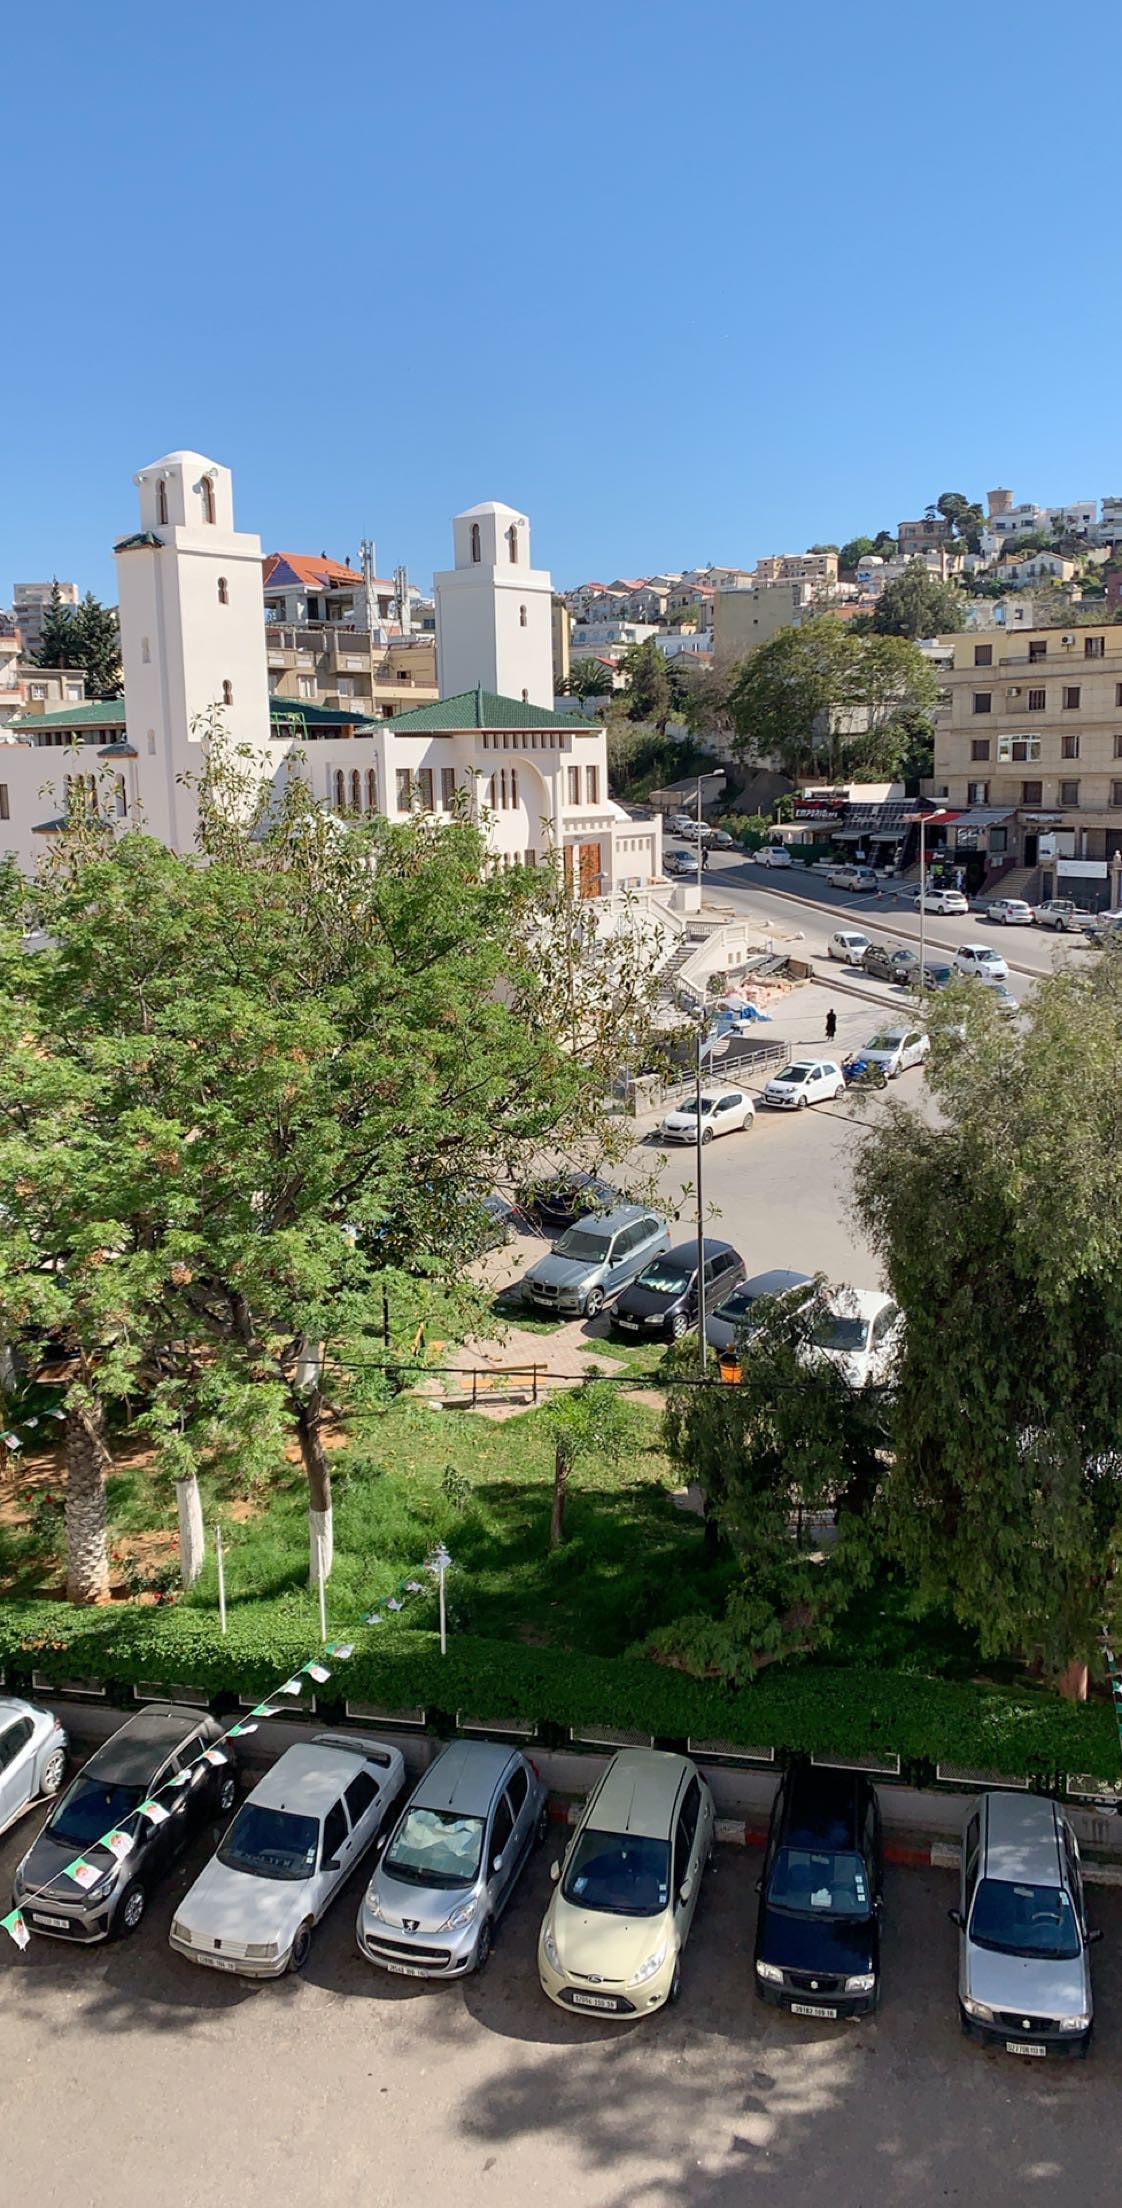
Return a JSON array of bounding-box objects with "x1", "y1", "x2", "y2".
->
[
  {"x1": 521, "y1": 688, "x2": 529, "y2": 703},
  {"x1": 507, "y1": 524, "x2": 518, "y2": 564},
  {"x1": 222, "y1": 679, "x2": 233, "y2": 706},
  {"x1": 156, "y1": 478, "x2": 168, "y2": 525},
  {"x1": 350, "y1": 768, "x2": 361, "y2": 811},
  {"x1": 201, "y1": 477, "x2": 216, "y2": 524},
  {"x1": 115, "y1": 774, "x2": 128, "y2": 820},
  {"x1": 86, "y1": 773, "x2": 98, "y2": 815},
  {"x1": 519, "y1": 604, "x2": 527, "y2": 628},
  {"x1": 488, "y1": 773, "x2": 496, "y2": 809},
  {"x1": 141, "y1": 637, "x2": 150, "y2": 664},
  {"x1": 334, "y1": 769, "x2": 346, "y2": 809},
  {"x1": 366, "y1": 767, "x2": 378, "y2": 812},
  {"x1": 470, "y1": 522, "x2": 481, "y2": 564},
  {"x1": 510, "y1": 766, "x2": 518, "y2": 807},
  {"x1": 217, "y1": 577, "x2": 229, "y2": 605}
]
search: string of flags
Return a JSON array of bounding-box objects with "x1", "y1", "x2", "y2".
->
[
  {"x1": 1, "y1": 1637, "x2": 356, "y2": 1953},
  {"x1": 362, "y1": 1547, "x2": 448, "y2": 1628}
]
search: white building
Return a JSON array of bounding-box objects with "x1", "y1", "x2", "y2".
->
[{"x1": 433, "y1": 501, "x2": 555, "y2": 709}]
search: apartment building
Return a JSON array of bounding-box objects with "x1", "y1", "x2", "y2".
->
[
  {"x1": 897, "y1": 516, "x2": 951, "y2": 561},
  {"x1": 262, "y1": 550, "x2": 438, "y2": 718},
  {"x1": 935, "y1": 623, "x2": 1122, "y2": 898},
  {"x1": 712, "y1": 580, "x2": 810, "y2": 661},
  {"x1": 752, "y1": 551, "x2": 837, "y2": 591}
]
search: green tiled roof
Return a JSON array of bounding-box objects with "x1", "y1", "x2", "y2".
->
[
  {"x1": 384, "y1": 686, "x2": 588, "y2": 732},
  {"x1": 9, "y1": 699, "x2": 127, "y2": 732},
  {"x1": 268, "y1": 695, "x2": 379, "y2": 730}
]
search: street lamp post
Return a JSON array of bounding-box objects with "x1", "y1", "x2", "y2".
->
[
  {"x1": 695, "y1": 1016, "x2": 708, "y2": 1376},
  {"x1": 918, "y1": 812, "x2": 927, "y2": 996}
]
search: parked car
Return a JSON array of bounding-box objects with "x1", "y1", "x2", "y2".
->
[
  {"x1": 663, "y1": 849, "x2": 700, "y2": 879},
  {"x1": 985, "y1": 984, "x2": 1021, "y2": 1017},
  {"x1": 951, "y1": 1791, "x2": 1099, "y2": 2059},
  {"x1": 828, "y1": 930, "x2": 871, "y2": 966},
  {"x1": 920, "y1": 887, "x2": 970, "y2": 915},
  {"x1": 754, "y1": 1762, "x2": 883, "y2": 2018},
  {"x1": 538, "y1": 1748, "x2": 714, "y2": 2017},
  {"x1": 1033, "y1": 900, "x2": 1093, "y2": 933},
  {"x1": 665, "y1": 814, "x2": 696, "y2": 837},
  {"x1": 855, "y1": 1026, "x2": 930, "y2": 1080},
  {"x1": 1090, "y1": 911, "x2": 1122, "y2": 943},
  {"x1": 762, "y1": 1060, "x2": 845, "y2": 1110},
  {"x1": 706, "y1": 828, "x2": 737, "y2": 851},
  {"x1": 920, "y1": 961, "x2": 956, "y2": 991},
  {"x1": 611, "y1": 1238, "x2": 745, "y2": 1343},
  {"x1": 705, "y1": 1268, "x2": 815, "y2": 1356},
  {"x1": 660, "y1": 1085, "x2": 755, "y2": 1146},
  {"x1": 955, "y1": 943, "x2": 1009, "y2": 982},
  {"x1": 861, "y1": 942, "x2": 918, "y2": 985},
  {"x1": 171, "y1": 1734, "x2": 404, "y2": 1977},
  {"x1": 357, "y1": 1741, "x2": 547, "y2": 1979},
  {"x1": 986, "y1": 898, "x2": 1033, "y2": 927},
  {"x1": 0, "y1": 1697, "x2": 68, "y2": 1839},
  {"x1": 828, "y1": 865, "x2": 879, "y2": 892},
  {"x1": 800, "y1": 1288, "x2": 902, "y2": 1390},
  {"x1": 518, "y1": 1172, "x2": 617, "y2": 1238},
  {"x1": 753, "y1": 845, "x2": 793, "y2": 868},
  {"x1": 462, "y1": 1189, "x2": 521, "y2": 1251},
  {"x1": 522, "y1": 1204, "x2": 671, "y2": 1317},
  {"x1": 13, "y1": 1705, "x2": 238, "y2": 1943}
]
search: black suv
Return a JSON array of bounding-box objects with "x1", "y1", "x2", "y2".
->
[
  {"x1": 12, "y1": 1704, "x2": 237, "y2": 1942},
  {"x1": 860, "y1": 943, "x2": 915, "y2": 985},
  {"x1": 611, "y1": 1238, "x2": 744, "y2": 1343},
  {"x1": 518, "y1": 1173, "x2": 617, "y2": 1238},
  {"x1": 754, "y1": 1762, "x2": 883, "y2": 2017}
]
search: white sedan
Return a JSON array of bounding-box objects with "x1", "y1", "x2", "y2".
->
[
  {"x1": 828, "y1": 930, "x2": 871, "y2": 966},
  {"x1": 170, "y1": 1733, "x2": 404, "y2": 1977},
  {"x1": 919, "y1": 888, "x2": 969, "y2": 915},
  {"x1": 955, "y1": 943, "x2": 1008, "y2": 981},
  {"x1": 856, "y1": 1026, "x2": 930, "y2": 1079},
  {"x1": 800, "y1": 1289, "x2": 903, "y2": 1390},
  {"x1": 762, "y1": 1059, "x2": 845, "y2": 1110},
  {"x1": 753, "y1": 845, "x2": 793, "y2": 868},
  {"x1": 0, "y1": 1697, "x2": 68, "y2": 1838},
  {"x1": 661, "y1": 1085, "x2": 755, "y2": 1144},
  {"x1": 986, "y1": 898, "x2": 1033, "y2": 926}
]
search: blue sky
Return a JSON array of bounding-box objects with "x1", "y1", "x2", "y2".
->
[{"x1": 4, "y1": 2, "x2": 1120, "y2": 603}]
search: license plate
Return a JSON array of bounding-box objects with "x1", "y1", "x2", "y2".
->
[
  {"x1": 30, "y1": 1914, "x2": 71, "y2": 1931},
  {"x1": 617, "y1": 1321, "x2": 641, "y2": 1332},
  {"x1": 200, "y1": 1953, "x2": 242, "y2": 1972},
  {"x1": 790, "y1": 2001, "x2": 837, "y2": 2018},
  {"x1": 1006, "y1": 2040, "x2": 1047, "y2": 2058},
  {"x1": 384, "y1": 1961, "x2": 429, "y2": 1976},
  {"x1": 571, "y1": 1991, "x2": 619, "y2": 2011}
]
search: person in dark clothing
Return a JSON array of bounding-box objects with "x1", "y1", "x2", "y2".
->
[{"x1": 825, "y1": 1007, "x2": 837, "y2": 1043}]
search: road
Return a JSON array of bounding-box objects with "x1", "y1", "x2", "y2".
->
[{"x1": 3, "y1": 1803, "x2": 1122, "y2": 2208}]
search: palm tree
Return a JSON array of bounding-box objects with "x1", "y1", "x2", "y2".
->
[{"x1": 561, "y1": 658, "x2": 613, "y2": 702}]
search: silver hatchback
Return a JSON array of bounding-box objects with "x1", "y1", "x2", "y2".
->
[
  {"x1": 356, "y1": 1740, "x2": 548, "y2": 1978},
  {"x1": 951, "y1": 1791, "x2": 1100, "y2": 2057}
]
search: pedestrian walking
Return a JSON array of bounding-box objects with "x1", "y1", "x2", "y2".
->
[{"x1": 825, "y1": 1007, "x2": 837, "y2": 1043}]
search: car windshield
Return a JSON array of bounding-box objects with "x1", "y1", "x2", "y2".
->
[
  {"x1": 969, "y1": 1878, "x2": 1081, "y2": 1960},
  {"x1": 767, "y1": 1847, "x2": 871, "y2": 1918},
  {"x1": 865, "y1": 1034, "x2": 901, "y2": 1053},
  {"x1": 636, "y1": 1260, "x2": 693, "y2": 1294},
  {"x1": 49, "y1": 1776, "x2": 144, "y2": 1849},
  {"x1": 554, "y1": 1227, "x2": 611, "y2": 1262},
  {"x1": 562, "y1": 1828, "x2": 671, "y2": 1916},
  {"x1": 672, "y1": 1099, "x2": 711, "y2": 1118},
  {"x1": 384, "y1": 1806, "x2": 485, "y2": 1888},
  {"x1": 781, "y1": 1065, "x2": 813, "y2": 1083},
  {"x1": 809, "y1": 1312, "x2": 869, "y2": 1353},
  {"x1": 218, "y1": 1802, "x2": 320, "y2": 1881}
]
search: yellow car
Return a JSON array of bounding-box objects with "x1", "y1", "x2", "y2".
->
[{"x1": 538, "y1": 1749, "x2": 714, "y2": 2017}]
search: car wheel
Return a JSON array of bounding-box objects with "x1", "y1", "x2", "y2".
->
[
  {"x1": 115, "y1": 1880, "x2": 147, "y2": 1937},
  {"x1": 796, "y1": 1094, "x2": 807, "y2": 1110},
  {"x1": 701, "y1": 1126, "x2": 714, "y2": 1144},
  {"x1": 39, "y1": 1746, "x2": 67, "y2": 1798},
  {"x1": 668, "y1": 1955, "x2": 682, "y2": 2006},
  {"x1": 474, "y1": 1917, "x2": 494, "y2": 1972},
  {"x1": 288, "y1": 1919, "x2": 314, "y2": 1973},
  {"x1": 668, "y1": 1311, "x2": 687, "y2": 1340},
  {"x1": 584, "y1": 1287, "x2": 604, "y2": 1318},
  {"x1": 217, "y1": 1772, "x2": 237, "y2": 1815},
  {"x1": 833, "y1": 1083, "x2": 845, "y2": 1100},
  {"x1": 1054, "y1": 918, "x2": 1064, "y2": 932}
]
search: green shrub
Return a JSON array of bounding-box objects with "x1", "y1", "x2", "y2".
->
[{"x1": 0, "y1": 1597, "x2": 1115, "y2": 1781}]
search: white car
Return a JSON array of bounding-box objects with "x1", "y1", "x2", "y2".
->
[
  {"x1": 762, "y1": 1059, "x2": 845, "y2": 1110},
  {"x1": 0, "y1": 1696, "x2": 68, "y2": 1837},
  {"x1": 986, "y1": 898, "x2": 1033, "y2": 926},
  {"x1": 955, "y1": 943, "x2": 1008, "y2": 981},
  {"x1": 1033, "y1": 900, "x2": 1092, "y2": 933},
  {"x1": 920, "y1": 888, "x2": 969, "y2": 915},
  {"x1": 170, "y1": 1733, "x2": 404, "y2": 1977},
  {"x1": 856, "y1": 1026, "x2": 930, "y2": 1079},
  {"x1": 660, "y1": 1086, "x2": 755, "y2": 1145},
  {"x1": 801, "y1": 1288, "x2": 903, "y2": 1390},
  {"x1": 753, "y1": 845, "x2": 792, "y2": 868},
  {"x1": 828, "y1": 929, "x2": 871, "y2": 965}
]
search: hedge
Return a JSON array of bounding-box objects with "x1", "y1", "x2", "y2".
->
[{"x1": 1, "y1": 1597, "x2": 1117, "y2": 1782}]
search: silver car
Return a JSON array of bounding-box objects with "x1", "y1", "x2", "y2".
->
[
  {"x1": 951, "y1": 1791, "x2": 1100, "y2": 2058},
  {"x1": 356, "y1": 1740, "x2": 548, "y2": 1978},
  {"x1": 522, "y1": 1203, "x2": 671, "y2": 1318},
  {"x1": 0, "y1": 1696, "x2": 68, "y2": 1837}
]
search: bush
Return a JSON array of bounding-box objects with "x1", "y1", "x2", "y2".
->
[{"x1": 0, "y1": 1598, "x2": 1115, "y2": 1780}]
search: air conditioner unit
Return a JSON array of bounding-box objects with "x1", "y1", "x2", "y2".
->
[
  {"x1": 1061, "y1": 633, "x2": 1075, "y2": 646},
  {"x1": 1007, "y1": 687, "x2": 1021, "y2": 698}
]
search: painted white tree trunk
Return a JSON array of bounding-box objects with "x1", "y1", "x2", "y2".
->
[
  {"x1": 175, "y1": 1475, "x2": 206, "y2": 1587},
  {"x1": 309, "y1": 1505, "x2": 334, "y2": 1592}
]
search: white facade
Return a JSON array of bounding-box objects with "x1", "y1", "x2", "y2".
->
[{"x1": 433, "y1": 502, "x2": 555, "y2": 708}]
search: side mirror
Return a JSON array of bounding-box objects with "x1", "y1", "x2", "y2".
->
[
  {"x1": 678, "y1": 1877, "x2": 693, "y2": 1906},
  {"x1": 754, "y1": 1877, "x2": 763, "y2": 1895},
  {"x1": 947, "y1": 1907, "x2": 964, "y2": 1930},
  {"x1": 323, "y1": 1857, "x2": 341, "y2": 1874},
  {"x1": 1087, "y1": 1926, "x2": 1104, "y2": 1945},
  {"x1": 492, "y1": 1854, "x2": 504, "y2": 1874},
  {"x1": 550, "y1": 1860, "x2": 561, "y2": 1883}
]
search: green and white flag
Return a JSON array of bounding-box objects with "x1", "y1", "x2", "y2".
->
[{"x1": 1, "y1": 1908, "x2": 29, "y2": 1952}]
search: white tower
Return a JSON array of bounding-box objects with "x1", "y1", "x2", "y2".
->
[
  {"x1": 115, "y1": 451, "x2": 272, "y2": 848},
  {"x1": 433, "y1": 501, "x2": 555, "y2": 708}
]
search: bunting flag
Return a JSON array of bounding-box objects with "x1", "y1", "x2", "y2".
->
[
  {"x1": 104, "y1": 1832, "x2": 134, "y2": 1862},
  {"x1": 359, "y1": 1563, "x2": 444, "y2": 1631},
  {"x1": 1, "y1": 1910, "x2": 29, "y2": 1951},
  {"x1": 65, "y1": 1859, "x2": 101, "y2": 1891}
]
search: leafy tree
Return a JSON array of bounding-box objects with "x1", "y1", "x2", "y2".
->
[
  {"x1": 839, "y1": 536, "x2": 877, "y2": 572},
  {"x1": 34, "y1": 587, "x2": 122, "y2": 697},
  {"x1": 561, "y1": 657, "x2": 613, "y2": 701},
  {"x1": 726, "y1": 616, "x2": 937, "y2": 781},
  {"x1": 856, "y1": 955, "x2": 1122, "y2": 1678},
  {"x1": 935, "y1": 491, "x2": 986, "y2": 552},
  {"x1": 871, "y1": 531, "x2": 898, "y2": 559},
  {"x1": 33, "y1": 583, "x2": 78, "y2": 671},
  {"x1": 807, "y1": 543, "x2": 839, "y2": 554},
  {"x1": 872, "y1": 563, "x2": 966, "y2": 639},
  {"x1": 620, "y1": 636, "x2": 674, "y2": 732},
  {"x1": 542, "y1": 1377, "x2": 638, "y2": 1549}
]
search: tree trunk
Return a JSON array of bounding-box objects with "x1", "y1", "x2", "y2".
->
[
  {"x1": 294, "y1": 1390, "x2": 333, "y2": 1589},
  {"x1": 175, "y1": 1474, "x2": 206, "y2": 1587},
  {"x1": 65, "y1": 1398, "x2": 111, "y2": 1604},
  {"x1": 549, "y1": 1441, "x2": 571, "y2": 1550},
  {"x1": 1057, "y1": 1658, "x2": 1089, "y2": 1703}
]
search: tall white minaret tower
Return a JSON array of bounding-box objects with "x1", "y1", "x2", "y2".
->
[
  {"x1": 433, "y1": 501, "x2": 554, "y2": 708},
  {"x1": 115, "y1": 451, "x2": 271, "y2": 848}
]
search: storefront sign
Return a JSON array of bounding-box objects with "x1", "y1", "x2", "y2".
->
[
  {"x1": 793, "y1": 799, "x2": 846, "y2": 822},
  {"x1": 1057, "y1": 859, "x2": 1108, "y2": 879}
]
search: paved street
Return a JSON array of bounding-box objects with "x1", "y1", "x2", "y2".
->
[{"x1": 3, "y1": 1805, "x2": 1122, "y2": 2208}]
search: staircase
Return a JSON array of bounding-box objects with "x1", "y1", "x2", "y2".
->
[
  {"x1": 980, "y1": 862, "x2": 1036, "y2": 902},
  {"x1": 654, "y1": 937, "x2": 697, "y2": 1014}
]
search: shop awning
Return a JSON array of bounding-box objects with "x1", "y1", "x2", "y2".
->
[{"x1": 948, "y1": 807, "x2": 1014, "y2": 828}]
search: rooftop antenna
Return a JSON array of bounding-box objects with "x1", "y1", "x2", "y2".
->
[
  {"x1": 394, "y1": 564, "x2": 411, "y2": 637},
  {"x1": 359, "y1": 537, "x2": 378, "y2": 637}
]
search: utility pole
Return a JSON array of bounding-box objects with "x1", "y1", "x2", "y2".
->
[
  {"x1": 695, "y1": 1014, "x2": 708, "y2": 1376},
  {"x1": 918, "y1": 811, "x2": 927, "y2": 997}
]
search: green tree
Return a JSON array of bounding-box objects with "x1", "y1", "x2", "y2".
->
[
  {"x1": 33, "y1": 582, "x2": 78, "y2": 670},
  {"x1": 726, "y1": 617, "x2": 936, "y2": 781},
  {"x1": 839, "y1": 536, "x2": 877, "y2": 572},
  {"x1": 871, "y1": 531, "x2": 897, "y2": 559},
  {"x1": 561, "y1": 657, "x2": 613, "y2": 701},
  {"x1": 807, "y1": 543, "x2": 839, "y2": 554},
  {"x1": 34, "y1": 587, "x2": 122, "y2": 697},
  {"x1": 620, "y1": 637, "x2": 674, "y2": 732},
  {"x1": 542, "y1": 1377, "x2": 638, "y2": 1549},
  {"x1": 872, "y1": 563, "x2": 966, "y2": 639},
  {"x1": 856, "y1": 955, "x2": 1122, "y2": 1678},
  {"x1": 935, "y1": 491, "x2": 985, "y2": 552}
]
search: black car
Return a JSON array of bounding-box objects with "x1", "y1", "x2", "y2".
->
[
  {"x1": 611, "y1": 1238, "x2": 745, "y2": 1343},
  {"x1": 12, "y1": 1704, "x2": 238, "y2": 1943},
  {"x1": 860, "y1": 943, "x2": 916, "y2": 985},
  {"x1": 754, "y1": 1763, "x2": 883, "y2": 2018},
  {"x1": 518, "y1": 1172, "x2": 618, "y2": 1238},
  {"x1": 704, "y1": 1268, "x2": 814, "y2": 1354}
]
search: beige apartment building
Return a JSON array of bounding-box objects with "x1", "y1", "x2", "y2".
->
[
  {"x1": 753, "y1": 550, "x2": 838, "y2": 591},
  {"x1": 713, "y1": 580, "x2": 809, "y2": 662},
  {"x1": 266, "y1": 624, "x2": 438, "y2": 718},
  {"x1": 935, "y1": 623, "x2": 1122, "y2": 900}
]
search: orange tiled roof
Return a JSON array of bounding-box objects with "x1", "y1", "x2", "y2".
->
[{"x1": 264, "y1": 551, "x2": 391, "y2": 591}]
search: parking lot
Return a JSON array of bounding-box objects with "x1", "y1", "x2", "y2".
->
[{"x1": 4, "y1": 1804, "x2": 1122, "y2": 2208}]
